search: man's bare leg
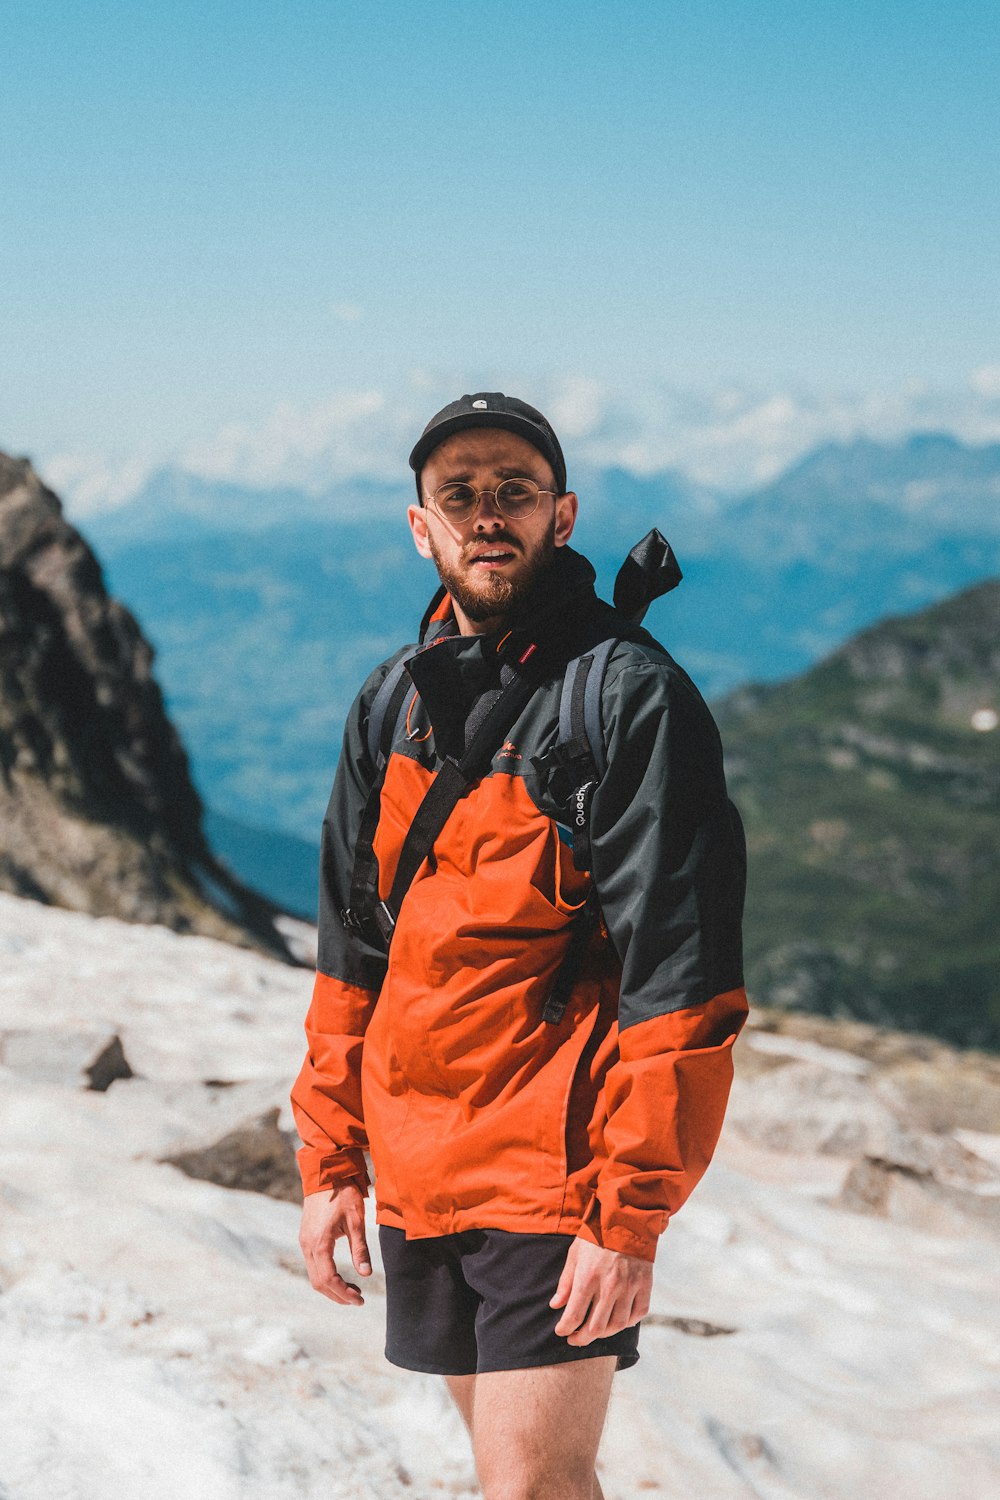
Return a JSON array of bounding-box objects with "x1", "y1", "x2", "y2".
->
[
  {"x1": 446, "y1": 1373, "x2": 476, "y2": 1434},
  {"x1": 446, "y1": 1360, "x2": 614, "y2": 1500}
]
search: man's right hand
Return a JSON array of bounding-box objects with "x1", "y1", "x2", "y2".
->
[{"x1": 298, "y1": 1183, "x2": 372, "y2": 1305}]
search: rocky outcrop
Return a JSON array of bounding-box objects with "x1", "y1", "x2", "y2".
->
[
  {"x1": 0, "y1": 452, "x2": 292, "y2": 957},
  {"x1": 734, "y1": 1005, "x2": 1000, "y2": 1233}
]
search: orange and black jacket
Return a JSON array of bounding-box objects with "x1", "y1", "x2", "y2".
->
[{"x1": 291, "y1": 546, "x2": 747, "y2": 1262}]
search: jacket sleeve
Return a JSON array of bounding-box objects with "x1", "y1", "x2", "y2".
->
[
  {"x1": 579, "y1": 654, "x2": 748, "y2": 1260},
  {"x1": 290, "y1": 661, "x2": 398, "y2": 1197}
]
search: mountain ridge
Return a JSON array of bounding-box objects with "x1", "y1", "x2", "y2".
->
[
  {"x1": 72, "y1": 429, "x2": 1000, "y2": 546},
  {"x1": 0, "y1": 453, "x2": 292, "y2": 957},
  {"x1": 718, "y1": 574, "x2": 1000, "y2": 1047}
]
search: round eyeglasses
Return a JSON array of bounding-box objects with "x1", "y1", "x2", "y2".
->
[{"x1": 426, "y1": 478, "x2": 556, "y2": 523}]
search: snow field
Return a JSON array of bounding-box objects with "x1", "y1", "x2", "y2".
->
[{"x1": 1, "y1": 893, "x2": 999, "y2": 1497}]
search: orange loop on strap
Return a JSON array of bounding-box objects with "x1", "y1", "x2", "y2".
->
[{"x1": 405, "y1": 691, "x2": 432, "y2": 742}]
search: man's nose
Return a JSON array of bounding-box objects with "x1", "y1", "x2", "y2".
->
[{"x1": 471, "y1": 491, "x2": 505, "y2": 528}]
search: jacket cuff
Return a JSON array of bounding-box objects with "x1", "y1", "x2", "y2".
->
[
  {"x1": 297, "y1": 1144, "x2": 371, "y2": 1198},
  {"x1": 575, "y1": 1194, "x2": 666, "y2": 1263}
]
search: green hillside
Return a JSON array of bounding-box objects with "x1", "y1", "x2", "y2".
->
[{"x1": 717, "y1": 578, "x2": 1000, "y2": 1048}]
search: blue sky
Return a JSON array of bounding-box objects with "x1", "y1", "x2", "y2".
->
[{"x1": 3, "y1": 1, "x2": 1000, "y2": 505}]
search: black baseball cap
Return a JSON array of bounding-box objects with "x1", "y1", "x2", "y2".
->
[{"x1": 408, "y1": 392, "x2": 567, "y2": 498}]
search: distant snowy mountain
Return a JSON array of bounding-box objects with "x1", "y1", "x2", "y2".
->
[
  {"x1": 89, "y1": 467, "x2": 415, "y2": 547},
  {"x1": 85, "y1": 434, "x2": 1000, "y2": 842},
  {"x1": 735, "y1": 433, "x2": 1000, "y2": 546}
]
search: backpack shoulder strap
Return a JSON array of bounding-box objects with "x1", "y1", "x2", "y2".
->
[
  {"x1": 366, "y1": 613, "x2": 457, "y2": 763},
  {"x1": 366, "y1": 651, "x2": 417, "y2": 766},
  {"x1": 554, "y1": 634, "x2": 619, "y2": 873},
  {"x1": 558, "y1": 634, "x2": 617, "y2": 777},
  {"x1": 346, "y1": 639, "x2": 544, "y2": 951},
  {"x1": 372, "y1": 651, "x2": 541, "y2": 946},
  {"x1": 541, "y1": 634, "x2": 619, "y2": 1025},
  {"x1": 343, "y1": 651, "x2": 422, "y2": 940}
]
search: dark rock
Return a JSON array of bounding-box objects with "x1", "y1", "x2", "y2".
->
[
  {"x1": 85, "y1": 1034, "x2": 134, "y2": 1091},
  {"x1": 838, "y1": 1156, "x2": 912, "y2": 1215},
  {"x1": 837, "y1": 1150, "x2": 1000, "y2": 1231},
  {"x1": 162, "y1": 1107, "x2": 302, "y2": 1203}
]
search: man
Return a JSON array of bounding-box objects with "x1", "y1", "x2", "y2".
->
[{"x1": 293, "y1": 393, "x2": 747, "y2": 1499}]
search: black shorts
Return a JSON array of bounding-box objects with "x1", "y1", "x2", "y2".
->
[{"x1": 379, "y1": 1226, "x2": 640, "y2": 1376}]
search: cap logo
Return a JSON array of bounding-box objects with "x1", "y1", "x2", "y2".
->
[{"x1": 472, "y1": 399, "x2": 488, "y2": 409}]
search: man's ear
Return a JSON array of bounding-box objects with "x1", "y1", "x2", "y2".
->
[
  {"x1": 408, "y1": 503, "x2": 434, "y2": 560},
  {"x1": 554, "y1": 491, "x2": 579, "y2": 547}
]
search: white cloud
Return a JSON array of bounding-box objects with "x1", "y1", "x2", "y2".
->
[
  {"x1": 177, "y1": 390, "x2": 400, "y2": 488},
  {"x1": 545, "y1": 377, "x2": 609, "y2": 441},
  {"x1": 37, "y1": 366, "x2": 1000, "y2": 517},
  {"x1": 38, "y1": 452, "x2": 156, "y2": 517},
  {"x1": 541, "y1": 375, "x2": 1000, "y2": 489},
  {"x1": 331, "y1": 302, "x2": 364, "y2": 323},
  {"x1": 970, "y1": 364, "x2": 1000, "y2": 399}
]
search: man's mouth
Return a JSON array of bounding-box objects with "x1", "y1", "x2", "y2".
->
[{"x1": 468, "y1": 546, "x2": 518, "y2": 569}]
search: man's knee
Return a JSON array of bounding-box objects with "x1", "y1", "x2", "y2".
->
[{"x1": 477, "y1": 1447, "x2": 595, "y2": 1500}]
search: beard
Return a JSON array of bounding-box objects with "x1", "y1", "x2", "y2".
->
[{"x1": 427, "y1": 514, "x2": 557, "y2": 625}]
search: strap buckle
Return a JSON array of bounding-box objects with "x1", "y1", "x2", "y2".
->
[{"x1": 373, "y1": 900, "x2": 396, "y2": 943}]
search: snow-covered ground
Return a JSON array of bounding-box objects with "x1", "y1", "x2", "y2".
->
[{"x1": 1, "y1": 891, "x2": 998, "y2": 1499}]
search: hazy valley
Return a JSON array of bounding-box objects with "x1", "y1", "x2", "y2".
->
[{"x1": 3, "y1": 433, "x2": 998, "y2": 1050}]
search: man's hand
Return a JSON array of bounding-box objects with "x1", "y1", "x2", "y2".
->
[
  {"x1": 550, "y1": 1236, "x2": 652, "y2": 1345},
  {"x1": 298, "y1": 1183, "x2": 372, "y2": 1305}
]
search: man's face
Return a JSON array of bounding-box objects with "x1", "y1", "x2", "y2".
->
[{"x1": 407, "y1": 429, "x2": 578, "y2": 635}]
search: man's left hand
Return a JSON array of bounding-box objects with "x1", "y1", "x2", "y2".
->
[{"x1": 550, "y1": 1236, "x2": 653, "y2": 1345}]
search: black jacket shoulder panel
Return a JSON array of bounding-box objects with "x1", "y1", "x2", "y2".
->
[
  {"x1": 314, "y1": 645, "x2": 417, "y2": 990},
  {"x1": 589, "y1": 648, "x2": 744, "y2": 1030}
]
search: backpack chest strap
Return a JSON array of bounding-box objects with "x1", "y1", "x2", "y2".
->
[
  {"x1": 372, "y1": 656, "x2": 540, "y2": 944},
  {"x1": 347, "y1": 644, "x2": 542, "y2": 950}
]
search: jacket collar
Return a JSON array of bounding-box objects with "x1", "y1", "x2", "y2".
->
[
  {"x1": 417, "y1": 545, "x2": 599, "y2": 648},
  {"x1": 406, "y1": 547, "x2": 605, "y2": 757}
]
